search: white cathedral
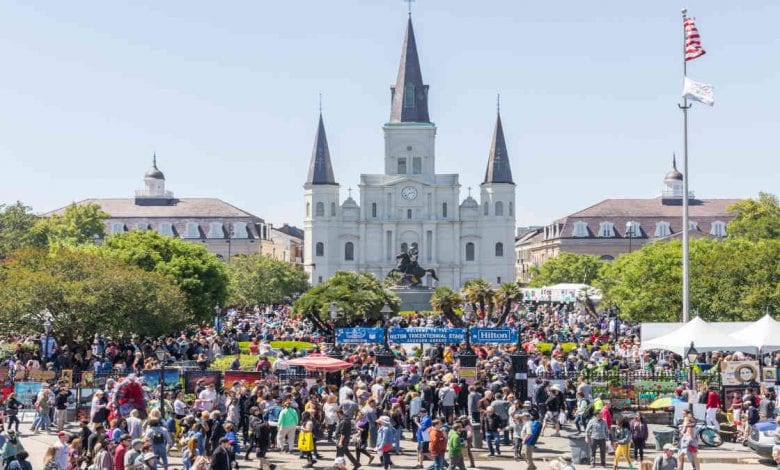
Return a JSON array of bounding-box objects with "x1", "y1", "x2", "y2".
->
[{"x1": 303, "y1": 16, "x2": 516, "y2": 289}]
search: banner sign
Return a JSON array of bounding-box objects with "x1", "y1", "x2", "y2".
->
[
  {"x1": 469, "y1": 328, "x2": 518, "y2": 344},
  {"x1": 522, "y1": 287, "x2": 578, "y2": 303},
  {"x1": 335, "y1": 328, "x2": 385, "y2": 344},
  {"x1": 223, "y1": 371, "x2": 263, "y2": 390},
  {"x1": 388, "y1": 327, "x2": 465, "y2": 344},
  {"x1": 184, "y1": 370, "x2": 220, "y2": 393},
  {"x1": 143, "y1": 369, "x2": 181, "y2": 389},
  {"x1": 15, "y1": 382, "x2": 42, "y2": 407},
  {"x1": 721, "y1": 360, "x2": 760, "y2": 386}
]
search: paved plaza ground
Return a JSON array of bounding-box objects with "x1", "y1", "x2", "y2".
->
[{"x1": 15, "y1": 419, "x2": 776, "y2": 470}]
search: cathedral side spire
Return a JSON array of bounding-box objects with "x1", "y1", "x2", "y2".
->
[
  {"x1": 306, "y1": 113, "x2": 337, "y2": 185},
  {"x1": 483, "y1": 110, "x2": 514, "y2": 184},
  {"x1": 389, "y1": 17, "x2": 430, "y2": 123}
]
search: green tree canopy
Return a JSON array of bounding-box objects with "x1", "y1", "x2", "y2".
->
[
  {"x1": 293, "y1": 271, "x2": 400, "y2": 326},
  {"x1": 226, "y1": 254, "x2": 309, "y2": 306},
  {"x1": 98, "y1": 230, "x2": 228, "y2": 321},
  {"x1": 0, "y1": 201, "x2": 39, "y2": 258},
  {"x1": 727, "y1": 192, "x2": 780, "y2": 241},
  {"x1": 30, "y1": 202, "x2": 108, "y2": 247},
  {"x1": 599, "y1": 238, "x2": 780, "y2": 322},
  {"x1": 0, "y1": 248, "x2": 190, "y2": 341},
  {"x1": 430, "y1": 286, "x2": 464, "y2": 327},
  {"x1": 528, "y1": 252, "x2": 605, "y2": 287}
]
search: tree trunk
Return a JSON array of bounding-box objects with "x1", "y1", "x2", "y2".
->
[
  {"x1": 443, "y1": 307, "x2": 464, "y2": 328},
  {"x1": 496, "y1": 301, "x2": 513, "y2": 327}
]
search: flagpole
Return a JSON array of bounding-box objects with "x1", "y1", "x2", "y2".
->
[{"x1": 680, "y1": 8, "x2": 692, "y2": 323}]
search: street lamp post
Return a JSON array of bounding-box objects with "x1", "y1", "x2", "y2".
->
[
  {"x1": 511, "y1": 322, "x2": 528, "y2": 403},
  {"x1": 43, "y1": 315, "x2": 52, "y2": 362},
  {"x1": 329, "y1": 302, "x2": 340, "y2": 347},
  {"x1": 686, "y1": 341, "x2": 698, "y2": 389},
  {"x1": 377, "y1": 304, "x2": 395, "y2": 368},
  {"x1": 625, "y1": 221, "x2": 635, "y2": 253},
  {"x1": 155, "y1": 346, "x2": 167, "y2": 420}
]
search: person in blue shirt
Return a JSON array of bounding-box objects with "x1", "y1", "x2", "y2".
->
[
  {"x1": 415, "y1": 409, "x2": 433, "y2": 469},
  {"x1": 521, "y1": 410, "x2": 542, "y2": 470}
]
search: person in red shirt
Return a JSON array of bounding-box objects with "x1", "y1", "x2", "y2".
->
[
  {"x1": 705, "y1": 385, "x2": 721, "y2": 427},
  {"x1": 114, "y1": 434, "x2": 130, "y2": 470}
]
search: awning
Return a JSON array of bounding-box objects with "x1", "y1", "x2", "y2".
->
[{"x1": 285, "y1": 354, "x2": 353, "y2": 372}]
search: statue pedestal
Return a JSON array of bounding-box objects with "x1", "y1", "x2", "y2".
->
[{"x1": 389, "y1": 287, "x2": 434, "y2": 312}]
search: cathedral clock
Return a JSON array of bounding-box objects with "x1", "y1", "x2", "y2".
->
[{"x1": 401, "y1": 186, "x2": 418, "y2": 200}]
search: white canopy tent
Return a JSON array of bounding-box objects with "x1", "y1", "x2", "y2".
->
[
  {"x1": 730, "y1": 314, "x2": 780, "y2": 353},
  {"x1": 639, "y1": 317, "x2": 756, "y2": 355}
]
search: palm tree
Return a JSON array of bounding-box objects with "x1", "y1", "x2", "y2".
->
[
  {"x1": 430, "y1": 286, "x2": 464, "y2": 327},
  {"x1": 462, "y1": 279, "x2": 481, "y2": 315},
  {"x1": 462, "y1": 278, "x2": 494, "y2": 317},
  {"x1": 493, "y1": 282, "x2": 523, "y2": 326}
]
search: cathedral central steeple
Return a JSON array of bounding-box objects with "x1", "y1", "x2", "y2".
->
[{"x1": 389, "y1": 17, "x2": 430, "y2": 123}]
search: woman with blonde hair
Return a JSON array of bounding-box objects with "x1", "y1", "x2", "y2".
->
[{"x1": 42, "y1": 447, "x2": 58, "y2": 470}]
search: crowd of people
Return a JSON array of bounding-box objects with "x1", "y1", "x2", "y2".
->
[{"x1": 0, "y1": 302, "x2": 777, "y2": 470}]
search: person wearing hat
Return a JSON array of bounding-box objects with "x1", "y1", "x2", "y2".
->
[
  {"x1": 210, "y1": 437, "x2": 233, "y2": 470},
  {"x1": 140, "y1": 452, "x2": 158, "y2": 470},
  {"x1": 652, "y1": 444, "x2": 678, "y2": 470},
  {"x1": 124, "y1": 439, "x2": 144, "y2": 469},
  {"x1": 520, "y1": 410, "x2": 542, "y2": 470},
  {"x1": 375, "y1": 416, "x2": 395, "y2": 470}
]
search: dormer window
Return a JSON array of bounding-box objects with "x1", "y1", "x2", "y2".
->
[
  {"x1": 158, "y1": 223, "x2": 175, "y2": 237},
  {"x1": 207, "y1": 223, "x2": 224, "y2": 239},
  {"x1": 135, "y1": 223, "x2": 148, "y2": 231},
  {"x1": 185, "y1": 223, "x2": 200, "y2": 239},
  {"x1": 232, "y1": 222, "x2": 248, "y2": 239},
  {"x1": 626, "y1": 221, "x2": 641, "y2": 238},
  {"x1": 689, "y1": 220, "x2": 699, "y2": 231},
  {"x1": 111, "y1": 223, "x2": 125, "y2": 235},
  {"x1": 572, "y1": 221, "x2": 589, "y2": 237},
  {"x1": 710, "y1": 221, "x2": 726, "y2": 238},
  {"x1": 597, "y1": 222, "x2": 615, "y2": 238},
  {"x1": 654, "y1": 221, "x2": 671, "y2": 238}
]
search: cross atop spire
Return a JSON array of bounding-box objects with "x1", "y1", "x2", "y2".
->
[
  {"x1": 347, "y1": 186, "x2": 353, "y2": 198},
  {"x1": 305, "y1": 114, "x2": 337, "y2": 185},
  {"x1": 152, "y1": 151, "x2": 158, "y2": 169},
  {"x1": 389, "y1": 16, "x2": 430, "y2": 123},
  {"x1": 496, "y1": 92, "x2": 500, "y2": 113}
]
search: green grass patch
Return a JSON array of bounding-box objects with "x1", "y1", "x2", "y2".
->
[
  {"x1": 210, "y1": 355, "x2": 258, "y2": 371},
  {"x1": 270, "y1": 340, "x2": 314, "y2": 351}
]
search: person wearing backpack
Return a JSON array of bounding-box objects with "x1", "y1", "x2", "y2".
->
[
  {"x1": 426, "y1": 420, "x2": 447, "y2": 470},
  {"x1": 144, "y1": 418, "x2": 171, "y2": 470},
  {"x1": 575, "y1": 392, "x2": 591, "y2": 434}
]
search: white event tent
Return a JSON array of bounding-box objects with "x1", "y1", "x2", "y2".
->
[
  {"x1": 729, "y1": 314, "x2": 780, "y2": 353},
  {"x1": 639, "y1": 317, "x2": 756, "y2": 355}
]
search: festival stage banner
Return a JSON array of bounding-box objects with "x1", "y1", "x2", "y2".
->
[
  {"x1": 469, "y1": 328, "x2": 518, "y2": 344},
  {"x1": 184, "y1": 370, "x2": 221, "y2": 393},
  {"x1": 336, "y1": 328, "x2": 385, "y2": 344},
  {"x1": 14, "y1": 382, "x2": 42, "y2": 407},
  {"x1": 388, "y1": 327, "x2": 465, "y2": 344}
]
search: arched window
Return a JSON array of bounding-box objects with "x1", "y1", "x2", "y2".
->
[
  {"x1": 495, "y1": 242, "x2": 504, "y2": 257},
  {"x1": 495, "y1": 201, "x2": 504, "y2": 216},
  {"x1": 315, "y1": 202, "x2": 324, "y2": 217},
  {"x1": 465, "y1": 242, "x2": 475, "y2": 261},
  {"x1": 306, "y1": 202, "x2": 311, "y2": 217},
  {"x1": 442, "y1": 202, "x2": 448, "y2": 218},
  {"x1": 344, "y1": 242, "x2": 354, "y2": 261},
  {"x1": 483, "y1": 202, "x2": 489, "y2": 216},
  {"x1": 371, "y1": 203, "x2": 377, "y2": 218},
  {"x1": 401, "y1": 242, "x2": 408, "y2": 253},
  {"x1": 330, "y1": 202, "x2": 336, "y2": 216},
  {"x1": 654, "y1": 221, "x2": 671, "y2": 238},
  {"x1": 597, "y1": 222, "x2": 615, "y2": 237},
  {"x1": 315, "y1": 242, "x2": 324, "y2": 257},
  {"x1": 509, "y1": 201, "x2": 514, "y2": 216}
]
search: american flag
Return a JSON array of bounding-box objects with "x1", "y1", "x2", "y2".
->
[{"x1": 684, "y1": 17, "x2": 706, "y2": 61}]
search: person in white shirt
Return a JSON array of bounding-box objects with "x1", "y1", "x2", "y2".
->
[
  {"x1": 198, "y1": 384, "x2": 217, "y2": 412},
  {"x1": 371, "y1": 378, "x2": 385, "y2": 402},
  {"x1": 54, "y1": 431, "x2": 70, "y2": 470}
]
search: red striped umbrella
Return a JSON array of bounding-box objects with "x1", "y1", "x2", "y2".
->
[{"x1": 285, "y1": 354, "x2": 352, "y2": 372}]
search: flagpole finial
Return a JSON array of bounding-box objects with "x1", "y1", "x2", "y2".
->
[{"x1": 681, "y1": 8, "x2": 688, "y2": 17}]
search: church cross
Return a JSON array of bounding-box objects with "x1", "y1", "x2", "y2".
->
[
  {"x1": 405, "y1": 0, "x2": 414, "y2": 15},
  {"x1": 467, "y1": 186, "x2": 472, "y2": 197},
  {"x1": 347, "y1": 187, "x2": 353, "y2": 198}
]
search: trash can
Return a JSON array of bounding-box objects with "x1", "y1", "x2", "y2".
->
[
  {"x1": 653, "y1": 430, "x2": 675, "y2": 450},
  {"x1": 471, "y1": 421, "x2": 483, "y2": 449},
  {"x1": 569, "y1": 436, "x2": 590, "y2": 465}
]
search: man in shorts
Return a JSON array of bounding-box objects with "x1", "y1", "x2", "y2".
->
[{"x1": 415, "y1": 409, "x2": 432, "y2": 469}]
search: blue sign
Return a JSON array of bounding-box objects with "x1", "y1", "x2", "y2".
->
[
  {"x1": 388, "y1": 327, "x2": 465, "y2": 344},
  {"x1": 336, "y1": 328, "x2": 385, "y2": 344},
  {"x1": 469, "y1": 327, "x2": 518, "y2": 344}
]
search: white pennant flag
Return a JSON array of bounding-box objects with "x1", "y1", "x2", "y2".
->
[{"x1": 683, "y1": 77, "x2": 715, "y2": 106}]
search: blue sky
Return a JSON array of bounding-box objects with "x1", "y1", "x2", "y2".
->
[{"x1": 1, "y1": 1, "x2": 778, "y2": 227}]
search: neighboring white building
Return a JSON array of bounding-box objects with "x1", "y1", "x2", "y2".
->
[{"x1": 303, "y1": 17, "x2": 516, "y2": 288}]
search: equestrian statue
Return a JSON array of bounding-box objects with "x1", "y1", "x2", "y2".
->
[{"x1": 387, "y1": 247, "x2": 438, "y2": 288}]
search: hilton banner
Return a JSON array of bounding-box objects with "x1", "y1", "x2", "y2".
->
[{"x1": 469, "y1": 327, "x2": 519, "y2": 344}]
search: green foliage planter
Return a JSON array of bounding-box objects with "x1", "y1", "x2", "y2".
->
[{"x1": 270, "y1": 341, "x2": 314, "y2": 351}]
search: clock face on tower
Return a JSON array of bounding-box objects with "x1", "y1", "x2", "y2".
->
[{"x1": 401, "y1": 186, "x2": 418, "y2": 201}]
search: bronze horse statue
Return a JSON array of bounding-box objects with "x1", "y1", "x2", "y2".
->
[{"x1": 387, "y1": 248, "x2": 438, "y2": 287}]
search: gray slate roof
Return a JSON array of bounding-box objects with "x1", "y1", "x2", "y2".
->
[
  {"x1": 306, "y1": 113, "x2": 337, "y2": 185},
  {"x1": 483, "y1": 112, "x2": 514, "y2": 184},
  {"x1": 389, "y1": 18, "x2": 430, "y2": 123},
  {"x1": 46, "y1": 198, "x2": 264, "y2": 221}
]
